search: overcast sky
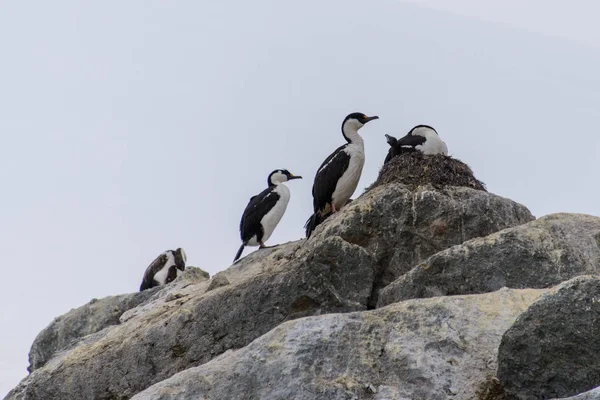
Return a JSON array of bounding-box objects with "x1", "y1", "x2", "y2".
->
[{"x1": 2, "y1": 0, "x2": 600, "y2": 395}]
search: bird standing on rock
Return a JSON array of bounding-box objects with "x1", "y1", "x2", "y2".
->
[
  {"x1": 234, "y1": 169, "x2": 302, "y2": 262},
  {"x1": 305, "y1": 112, "x2": 379, "y2": 238},
  {"x1": 139, "y1": 248, "x2": 187, "y2": 291},
  {"x1": 384, "y1": 124, "x2": 448, "y2": 163}
]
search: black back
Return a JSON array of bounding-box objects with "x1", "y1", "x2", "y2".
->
[
  {"x1": 312, "y1": 145, "x2": 351, "y2": 213},
  {"x1": 239, "y1": 187, "x2": 281, "y2": 243}
]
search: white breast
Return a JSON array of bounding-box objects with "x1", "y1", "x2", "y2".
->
[
  {"x1": 416, "y1": 130, "x2": 448, "y2": 155},
  {"x1": 259, "y1": 184, "x2": 290, "y2": 243},
  {"x1": 152, "y1": 251, "x2": 176, "y2": 285},
  {"x1": 331, "y1": 143, "x2": 365, "y2": 209}
]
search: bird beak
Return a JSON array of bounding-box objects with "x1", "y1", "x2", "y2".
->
[
  {"x1": 363, "y1": 115, "x2": 379, "y2": 123},
  {"x1": 288, "y1": 174, "x2": 303, "y2": 180}
]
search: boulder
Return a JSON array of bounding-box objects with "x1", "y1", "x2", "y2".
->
[
  {"x1": 379, "y1": 213, "x2": 600, "y2": 306},
  {"x1": 312, "y1": 183, "x2": 534, "y2": 306},
  {"x1": 132, "y1": 288, "x2": 545, "y2": 400},
  {"x1": 498, "y1": 276, "x2": 600, "y2": 400}
]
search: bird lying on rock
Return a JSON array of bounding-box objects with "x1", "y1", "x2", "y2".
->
[
  {"x1": 139, "y1": 248, "x2": 187, "y2": 291},
  {"x1": 234, "y1": 169, "x2": 302, "y2": 262},
  {"x1": 384, "y1": 124, "x2": 448, "y2": 163},
  {"x1": 305, "y1": 112, "x2": 379, "y2": 238}
]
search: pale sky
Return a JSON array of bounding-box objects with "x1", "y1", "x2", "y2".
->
[{"x1": 2, "y1": 1, "x2": 600, "y2": 395}]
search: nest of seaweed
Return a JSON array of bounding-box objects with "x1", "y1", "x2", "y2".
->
[{"x1": 371, "y1": 152, "x2": 486, "y2": 191}]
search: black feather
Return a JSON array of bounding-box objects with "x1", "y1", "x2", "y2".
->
[
  {"x1": 384, "y1": 133, "x2": 427, "y2": 164},
  {"x1": 305, "y1": 145, "x2": 351, "y2": 237},
  {"x1": 312, "y1": 146, "x2": 350, "y2": 212},
  {"x1": 239, "y1": 188, "x2": 280, "y2": 244},
  {"x1": 233, "y1": 242, "x2": 246, "y2": 263}
]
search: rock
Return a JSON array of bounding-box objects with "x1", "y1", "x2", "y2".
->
[
  {"x1": 132, "y1": 288, "x2": 545, "y2": 400},
  {"x1": 379, "y1": 213, "x2": 600, "y2": 306},
  {"x1": 206, "y1": 272, "x2": 230, "y2": 291},
  {"x1": 4, "y1": 183, "x2": 533, "y2": 400},
  {"x1": 551, "y1": 387, "x2": 600, "y2": 400},
  {"x1": 498, "y1": 276, "x2": 600, "y2": 400},
  {"x1": 4, "y1": 237, "x2": 376, "y2": 400},
  {"x1": 312, "y1": 183, "x2": 534, "y2": 305},
  {"x1": 27, "y1": 286, "x2": 160, "y2": 372}
]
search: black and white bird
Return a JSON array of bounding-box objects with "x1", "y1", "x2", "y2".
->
[
  {"x1": 384, "y1": 124, "x2": 448, "y2": 163},
  {"x1": 234, "y1": 169, "x2": 302, "y2": 262},
  {"x1": 305, "y1": 112, "x2": 379, "y2": 238},
  {"x1": 139, "y1": 248, "x2": 187, "y2": 291}
]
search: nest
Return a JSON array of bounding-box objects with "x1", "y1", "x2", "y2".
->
[{"x1": 370, "y1": 152, "x2": 486, "y2": 191}]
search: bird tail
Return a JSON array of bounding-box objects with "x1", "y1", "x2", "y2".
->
[
  {"x1": 139, "y1": 280, "x2": 151, "y2": 292},
  {"x1": 233, "y1": 243, "x2": 246, "y2": 263},
  {"x1": 304, "y1": 213, "x2": 322, "y2": 238}
]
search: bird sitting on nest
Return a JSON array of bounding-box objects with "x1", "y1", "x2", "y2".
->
[{"x1": 384, "y1": 124, "x2": 448, "y2": 164}]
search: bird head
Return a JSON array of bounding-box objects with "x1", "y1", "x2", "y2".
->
[
  {"x1": 268, "y1": 169, "x2": 303, "y2": 186},
  {"x1": 341, "y1": 112, "x2": 379, "y2": 140},
  {"x1": 385, "y1": 134, "x2": 397, "y2": 146}
]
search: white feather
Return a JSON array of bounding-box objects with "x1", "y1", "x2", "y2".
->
[
  {"x1": 331, "y1": 142, "x2": 365, "y2": 209},
  {"x1": 412, "y1": 127, "x2": 448, "y2": 155}
]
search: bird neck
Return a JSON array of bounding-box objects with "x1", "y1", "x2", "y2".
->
[
  {"x1": 342, "y1": 126, "x2": 364, "y2": 146},
  {"x1": 269, "y1": 180, "x2": 285, "y2": 188}
]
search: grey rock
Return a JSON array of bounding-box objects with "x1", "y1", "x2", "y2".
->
[
  {"x1": 5, "y1": 184, "x2": 533, "y2": 400},
  {"x1": 5, "y1": 237, "x2": 375, "y2": 400},
  {"x1": 206, "y1": 272, "x2": 230, "y2": 291},
  {"x1": 27, "y1": 286, "x2": 160, "y2": 372},
  {"x1": 311, "y1": 183, "x2": 534, "y2": 306},
  {"x1": 379, "y1": 213, "x2": 600, "y2": 306},
  {"x1": 552, "y1": 387, "x2": 600, "y2": 400},
  {"x1": 132, "y1": 288, "x2": 545, "y2": 400},
  {"x1": 498, "y1": 276, "x2": 600, "y2": 400}
]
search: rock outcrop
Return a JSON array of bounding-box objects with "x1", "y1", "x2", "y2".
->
[
  {"x1": 27, "y1": 286, "x2": 160, "y2": 372},
  {"x1": 498, "y1": 276, "x2": 600, "y2": 400},
  {"x1": 5, "y1": 156, "x2": 600, "y2": 400},
  {"x1": 379, "y1": 213, "x2": 600, "y2": 306},
  {"x1": 312, "y1": 183, "x2": 534, "y2": 306},
  {"x1": 132, "y1": 288, "x2": 545, "y2": 400}
]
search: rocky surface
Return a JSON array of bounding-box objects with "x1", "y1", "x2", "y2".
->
[
  {"x1": 498, "y1": 276, "x2": 600, "y2": 400},
  {"x1": 27, "y1": 286, "x2": 160, "y2": 372},
  {"x1": 4, "y1": 182, "x2": 533, "y2": 400},
  {"x1": 132, "y1": 288, "x2": 544, "y2": 400},
  {"x1": 552, "y1": 387, "x2": 600, "y2": 400},
  {"x1": 379, "y1": 213, "x2": 600, "y2": 306},
  {"x1": 311, "y1": 183, "x2": 534, "y2": 306}
]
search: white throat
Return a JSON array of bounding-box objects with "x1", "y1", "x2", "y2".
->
[{"x1": 342, "y1": 120, "x2": 364, "y2": 145}]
